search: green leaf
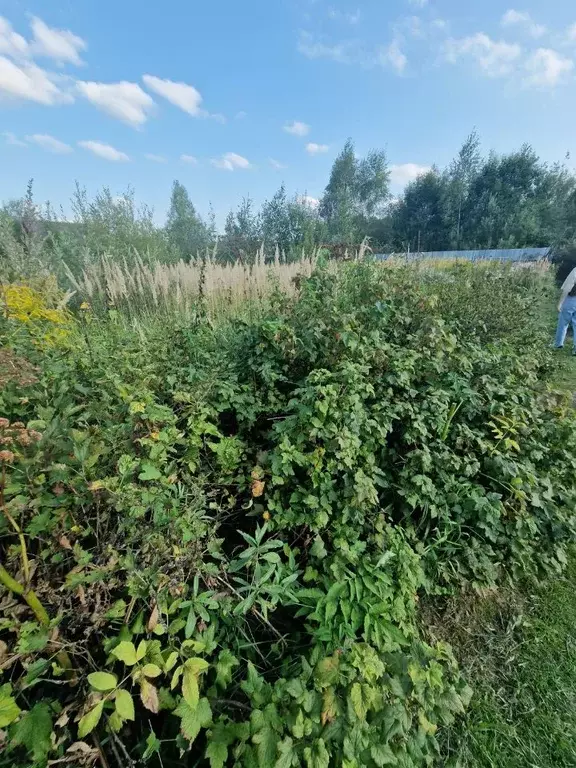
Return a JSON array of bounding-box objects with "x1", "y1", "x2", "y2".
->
[
  {"x1": 370, "y1": 743, "x2": 397, "y2": 766},
  {"x1": 252, "y1": 725, "x2": 278, "y2": 767},
  {"x1": 88, "y1": 671, "x2": 118, "y2": 691},
  {"x1": 350, "y1": 682, "x2": 366, "y2": 720},
  {"x1": 108, "y1": 710, "x2": 124, "y2": 732},
  {"x1": 182, "y1": 667, "x2": 200, "y2": 709},
  {"x1": 11, "y1": 702, "x2": 52, "y2": 762},
  {"x1": 164, "y1": 651, "x2": 179, "y2": 673},
  {"x1": 303, "y1": 738, "x2": 330, "y2": 768},
  {"x1": 314, "y1": 654, "x2": 340, "y2": 688},
  {"x1": 78, "y1": 701, "x2": 104, "y2": 738},
  {"x1": 143, "y1": 731, "x2": 161, "y2": 761},
  {"x1": 275, "y1": 736, "x2": 297, "y2": 768},
  {"x1": 206, "y1": 739, "x2": 228, "y2": 768},
  {"x1": 142, "y1": 663, "x2": 163, "y2": 678},
  {"x1": 0, "y1": 687, "x2": 21, "y2": 728},
  {"x1": 185, "y1": 657, "x2": 210, "y2": 675},
  {"x1": 115, "y1": 689, "x2": 135, "y2": 721},
  {"x1": 175, "y1": 697, "x2": 212, "y2": 743},
  {"x1": 112, "y1": 641, "x2": 138, "y2": 666},
  {"x1": 310, "y1": 535, "x2": 327, "y2": 559},
  {"x1": 215, "y1": 649, "x2": 239, "y2": 689},
  {"x1": 136, "y1": 640, "x2": 148, "y2": 660},
  {"x1": 138, "y1": 463, "x2": 162, "y2": 481}
]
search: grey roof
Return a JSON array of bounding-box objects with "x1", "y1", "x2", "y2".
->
[{"x1": 375, "y1": 247, "x2": 551, "y2": 262}]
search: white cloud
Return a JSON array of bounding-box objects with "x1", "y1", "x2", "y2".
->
[
  {"x1": 298, "y1": 31, "x2": 360, "y2": 64},
  {"x1": 284, "y1": 120, "x2": 310, "y2": 136},
  {"x1": 0, "y1": 55, "x2": 71, "y2": 104},
  {"x1": 210, "y1": 152, "x2": 251, "y2": 171},
  {"x1": 76, "y1": 80, "x2": 155, "y2": 127},
  {"x1": 408, "y1": 0, "x2": 428, "y2": 6},
  {"x1": 180, "y1": 154, "x2": 198, "y2": 164},
  {"x1": 390, "y1": 163, "x2": 431, "y2": 186},
  {"x1": 27, "y1": 133, "x2": 72, "y2": 153},
  {"x1": 382, "y1": 39, "x2": 407, "y2": 73},
  {"x1": 2, "y1": 131, "x2": 27, "y2": 147},
  {"x1": 235, "y1": 110, "x2": 247, "y2": 120},
  {"x1": 30, "y1": 16, "x2": 86, "y2": 66},
  {"x1": 142, "y1": 74, "x2": 203, "y2": 116},
  {"x1": 270, "y1": 158, "x2": 287, "y2": 170},
  {"x1": 328, "y1": 8, "x2": 361, "y2": 25},
  {"x1": 297, "y1": 194, "x2": 320, "y2": 208},
  {"x1": 145, "y1": 153, "x2": 167, "y2": 162},
  {"x1": 78, "y1": 140, "x2": 129, "y2": 162},
  {"x1": 444, "y1": 33, "x2": 522, "y2": 77},
  {"x1": 306, "y1": 142, "x2": 329, "y2": 155},
  {"x1": 566, "y1": 23, "x2": 576, "y2": 42},
  {"x1": 501, "y1": 10, "x2": 546, "y2": 39},
  {"x1": 0, "y1": 16, "x2": 29, "y2": 58},
  {"x1": 524, "y1": 48, "x2": 573, "y2": 87}
]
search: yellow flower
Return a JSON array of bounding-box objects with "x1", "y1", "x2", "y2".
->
[
  {"x1": 80, "y1": 302, "x2": 90, "y2": 310},
  {"x1": 263, "y1": 511, "x2": 271, "y2": 521}
]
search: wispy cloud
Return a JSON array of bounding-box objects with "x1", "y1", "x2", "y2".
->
[
  {"x1": 145, "y1": 153, "x2": 167, "y2": 162},
  {"x1": 270, "y1": 158, "x2": 287, "y2": 170},
  {"x1": 0, "y1": 55, "x2": 71, "y2": 104},
  {"x1": 30, "y1": 16, "x2": 87, "y2": 66},
  {"x1": 27, "y1": 133, "x2": 73, "y2": 153},
  {"x1": 390, "y1": 163, "x2": 431, "y2": 186},
  {"x1": 298, "y1": 30, "x2": 360, "y2": 64},
  {"x1": 566, "y1": 23, "x2": 576, "y2": 42},
  {"x1": 524, "y1": 48, "x2": 573, "y2": 87},
  {"x1": 142, "y1": 74, "x2": 203, "y2": 116},
  {"x1": 180, "y1": 154, "x2": 198, "y2": 164},
  {"x1": 210, "y1": 152, "x2": 251, "y2": 171},
  {"x1": 2, "y1": 131, "x2": 27, "y2": 147},
  {"x1": 501, "y1": 10, "x2": 546, "y2": 39},
  {"x1": 298, "y1": 30, "x2": 407, "y2": 75},
  {"x1": 76, "y1": 80, "x2": 154, "y2": 127},
  {"x1": 78, "y1": 140, "x2": 129, "y2": 162},
  {"x1": 444, "y1": 33, "x2": 522, "y2": 77},
  {"x1": 306, "y1": 142, "x2": 329, "y2": 155},
  {"x1": 0, "y1": 16, "x2": 29, "y2": 58},
  {"x1": 328, "y1": 8, "x2": 361, "y2": 25},
  {"x1": 408, "y1": 0, "x2": 428, "y2": 7},
  {"x1": 284, "y1": 120, "x2": 310, "y2": 136},
  {"x1": 382, "y1": 39, "x2": 407, "y2": 73}
]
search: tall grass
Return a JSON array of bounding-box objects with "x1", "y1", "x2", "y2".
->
[{"x1": 64, "y1": 246, "x2": 325, "y2": 320}]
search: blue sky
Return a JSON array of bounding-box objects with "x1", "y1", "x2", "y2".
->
[{"x1": 1, "y1": 0, "x2": 576, "y2": 225}]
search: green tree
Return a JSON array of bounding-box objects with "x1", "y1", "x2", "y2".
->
[
  {"x1": 390, "y1": 169, "x2": 447, "y2": 252},
  {"x1": 320, "y1": 139, "x2": 389, "y2": 244},
  {"x1": 165, "y1": 180, "x2": 209, "y2": 261}
]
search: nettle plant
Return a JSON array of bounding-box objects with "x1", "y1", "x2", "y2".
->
[{"x1": 0, "y1": 261, "x2": 574, "y2": 767}]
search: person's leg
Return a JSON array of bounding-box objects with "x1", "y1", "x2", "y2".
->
[
  {"x1": 555, "y1": 304, "x2": 571, "y2": 348},
  {"x1": 570, "y1": 307, "x2": 576, "y2": 353}
]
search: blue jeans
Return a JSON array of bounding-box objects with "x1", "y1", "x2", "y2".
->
[{"x1": 555, "y1": 296, "x2": 576, "y2": 349}]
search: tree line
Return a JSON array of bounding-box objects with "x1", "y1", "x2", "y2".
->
[{"x1": 2, "y1": 131, "x2": 576, "y2": 281}]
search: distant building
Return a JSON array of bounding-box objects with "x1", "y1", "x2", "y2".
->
[{"x1": 375, "y1": 247, "x2": 551, "y2": 262}]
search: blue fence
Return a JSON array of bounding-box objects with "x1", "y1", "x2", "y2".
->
[{"x1": 375, "y1": 248, "x2": 551, "y2": 262}]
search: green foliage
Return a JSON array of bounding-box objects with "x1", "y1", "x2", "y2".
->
[{"x1": 0, "y1": 261, "x2": 574, "y2": 767}]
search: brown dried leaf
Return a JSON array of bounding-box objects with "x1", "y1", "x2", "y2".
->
[
  {"x1": 147, "y1": 603, "x2": 159, "y2": 632},
  {"x1": 59, "y1": 535, "x2": 72, "y2": 550},
  {"x1": 251, "y1": 479, "x2": 265, "y2": 498},
  {"x1": 140, "y1": 679, "x2": 159, "y2": 713}
]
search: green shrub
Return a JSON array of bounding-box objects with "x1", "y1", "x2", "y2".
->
[{"x1": 0, "y1": 261, "x2": 573, "y2": 767}]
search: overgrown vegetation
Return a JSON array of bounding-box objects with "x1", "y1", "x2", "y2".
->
[
  {"x1": 2, "y1": 131, "x2": 576, "y2": 286},
  {"x1": 1, "y1": 258, "x2": 575, "y2": 767}
]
